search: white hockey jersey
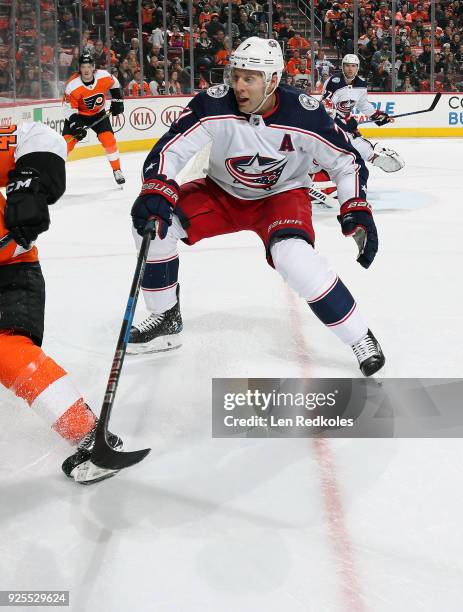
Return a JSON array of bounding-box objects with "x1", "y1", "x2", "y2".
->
[
  {"x1": 322, "y1": 73, "x2": 376, "y2": 120},
  {"x1": 142, "y1": 84, "x2": 368, "y2": 205}
]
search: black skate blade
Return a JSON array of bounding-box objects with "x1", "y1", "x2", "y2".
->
[{"x1": 91, "y1": 442, "x2": 151, "y2": 470}]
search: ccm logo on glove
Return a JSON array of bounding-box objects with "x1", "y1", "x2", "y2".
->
[{"x1": 6, "y1": 178, "x2": 33, "y2": 194}]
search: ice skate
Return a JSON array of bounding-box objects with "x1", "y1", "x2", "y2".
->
[
  {"x1": 351, "y1": 329, "x2": 385, "y2": 377},
  {"x1": 113, "y1": 169, "x2": 125, "y2": 186},
  {"x1": 62, "y1": 421, "x2": 123, "y2": 485},
  {"x1": 127, "y1": 292, "x2": 183, "y2": 354}
]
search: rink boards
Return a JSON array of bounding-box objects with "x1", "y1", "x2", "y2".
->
[{"x1": 1, "y1": 92, "x2": 463, "y2": 160}]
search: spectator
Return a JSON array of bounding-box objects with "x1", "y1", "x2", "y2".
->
[
  {"x1": 315, "y1": 49, "x2": 335, "y2": 78},
  {"x1": 338, "y1": 17, "x2": 355, "y2": 54},
  {"x1": 399, "y1": 75, "x2": 416, "y2": 91},
  {"x1": 238, "y1": 12, "x2": 257, "y2": 39},
  {"x1": 278, "y1": 18, "x2": 295, "y2": 41},
  {"x1": 149, "y1": 67, "x2": 166, "y2": 94},
  {"x1": 288, "y1": 32, "x2": 310, "y2": 50},
  {"x1": 286, "y1": 49, "x2": 301, "y2": 75},
  {"x1": 167, "y1": 70, "x2": 182, "y2": 94},
  {"x1": 93, "y1": 40, "x2": 107, "y2": 69},
  {"x1": 149, "y1": 25, "x2": 165, "y2": 48},
  {"x1": 206, "y1": 14, "x2": 225, "y2": 38},
  {"x1": 126, "y1": 50, "x2": 140, "y2": 74},
  {"x1": 117, "y1": 58, "x2": 134, "y2": 90},
  {"x1": 127, "y1": 69, "x2": 150, "y2": 96}
]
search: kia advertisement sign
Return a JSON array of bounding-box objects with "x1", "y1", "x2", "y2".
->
[
  {"x1": 129, "y1": 107, "x2": 156, "y2": 130},
  {"x1": 161, "y1": 105, "x2": 185, "y2": 127}
]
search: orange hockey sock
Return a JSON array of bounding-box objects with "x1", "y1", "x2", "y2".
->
[
  {"x1": 98, "y1": 130, "x2": 121, "y2": 170},
  {"x1": 64, "y1": 134, "x2": 77, "y2": 155},
  {"x1": 0, "y1": 331, "x2": 96, "y2": 444}
]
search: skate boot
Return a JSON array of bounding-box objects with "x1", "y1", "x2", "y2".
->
[
  {"x1": 351, "y1": 329, "x2": 385, "y2": 377},
  {"x1": 127, "y1": 285, "x2": 183, "y2": 354},
  {"x1": 371, "y1": 144, "x2": 404, "y2": 173},
  {"x1": 113, "y1": 169, "x2": 125, "y2": 185},
  {"x1": 62, "y1": 420, "x2": 123, "y2": 485}
]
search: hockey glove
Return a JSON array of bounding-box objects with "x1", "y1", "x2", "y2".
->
[
  {"x1": 371, "y1": 109, "x2": 391, "y2": 127},
  {"x1": 345, "y1": 116, "x2": 358, "y2": 133},
  {"x1": 68, "y1": 113, "x2": 87, "y2": 141},
  {"x1": 131, "y1": 178, "x2": 179, "y2": 239},
  {"x1": 5, "y1": 168, "x2": 50, "y2": 249},
  {"x1": 110, "y1": 99, "x2": 124, "y2": 116},
  {"x1": 337, "y1": 199, "x2": 378, "y2": 269}
]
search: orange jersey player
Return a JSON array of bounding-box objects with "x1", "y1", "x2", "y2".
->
[
  {"x1": 62, "y1": 53, "x2": 126, "y2": 186},
  {"x1": 0, "y1": 122, "x2": 122, "y2": 484}
]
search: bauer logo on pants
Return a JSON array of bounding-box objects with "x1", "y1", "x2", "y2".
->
[{"x1": 129, "y1": 107, "x2": 156, "y2": 130}]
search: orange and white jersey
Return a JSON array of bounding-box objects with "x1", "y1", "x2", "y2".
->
[
  {"x1": 0, "y1": 122, "x2": 67, "y2": 265},
  {"x1": 63, "y1": 69, "x2": 120, "y2": 118}
]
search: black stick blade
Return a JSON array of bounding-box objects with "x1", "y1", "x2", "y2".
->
[{"x1": 91, "y1": 442, "x2": 151, "y2": 470}]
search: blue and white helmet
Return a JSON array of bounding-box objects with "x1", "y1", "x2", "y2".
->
[{"x1": 226, "y1": 37, "x2": 284, "y2": 88}]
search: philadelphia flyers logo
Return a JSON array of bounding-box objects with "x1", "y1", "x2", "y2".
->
[
  {"x1": 83, "y1": 93, "x2": 105, "y2": 110},
  {"x1": 225, "y1": 153, "x2": 287, "y2": 190}
]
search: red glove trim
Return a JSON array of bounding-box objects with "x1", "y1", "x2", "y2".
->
[
  {"x1": 140, "y1": 179, "x2": 179, "y2": 207},
  {"x1": 340, "y1": 198, "x2": 373, "y2": 215}
]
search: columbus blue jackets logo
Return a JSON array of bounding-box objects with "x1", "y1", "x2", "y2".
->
[
  {"x1": 336, "y1": 99, "x2": 356, "y2": 113},
  {"x1": 83, "y1": 93, "x2": 105, "y2": 110},
  {"x1": 207, "y1": 84, "x2": 229, "y2": 98},
  {"x1": 299, "y1": 94, "x2": 319, "y2": 111},
  {"x1": 225, "y1": 153, "x2": 287, "y2": 190}
]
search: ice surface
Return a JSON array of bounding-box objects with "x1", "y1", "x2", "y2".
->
[{"x1": 1, "y1": 140, "x2": 462, "y2": 611}]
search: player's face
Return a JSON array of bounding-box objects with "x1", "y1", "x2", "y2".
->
[
  {"x1": 230, "y1": 68, "x2": 268, "y2": 113},
  {"x1": 343, "y1": 63, "x2": 358, "y2": 80},
  {"x1": 80, "y1": 63, "x2": 95, "y2": 81}
]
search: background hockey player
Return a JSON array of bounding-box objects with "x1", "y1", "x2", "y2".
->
[
  {"x1": 0, "y1": 122, "x2": 121, "y2": 484},
  {"x1": 128, "y1": 38, "x2": 385, "y2": 377},
  {"x1": 62, "y1": 53, "x2": 125, "y2": 186},
  {"x1": 322, "y1": 54, "x2": 404, "y2": 174}
]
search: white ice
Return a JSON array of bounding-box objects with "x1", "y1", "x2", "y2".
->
[{"x1": 1, "y1": 139, "x2": 463, "y2": 611}]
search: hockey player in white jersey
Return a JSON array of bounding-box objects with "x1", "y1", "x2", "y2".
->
[
  {"x1": 322, "y1": 54, "x2": 404, "y2": 173},
  {"x1": 128, "y1": 38, "x2": 385, "y2": 376}
]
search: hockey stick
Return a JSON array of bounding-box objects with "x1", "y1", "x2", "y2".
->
[
  {"x1": 359, "y1": 92, "x2": 442, "y2": 125},
  {"x1": 309, "y1": 185, "x2": 337, "y2": 209},
  {"x1": 91, "y1": 219, "x2": 156, "y2": 471},
  {"x1": 0, "y1": 234, "x2": 13, "y2": 250},
  {"x1": 87, "y1": 109, "x2": 113, "y2": 130}
]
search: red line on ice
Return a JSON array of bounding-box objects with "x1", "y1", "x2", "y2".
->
[{"x1": 285, "y1": 287, "x2": 366, "y2": 612}]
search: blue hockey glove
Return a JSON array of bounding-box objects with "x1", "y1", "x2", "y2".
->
[
  {"x1": 371, "y1": 109, "x2": 391, "y2": 127},
  {"x1": 131, "y1": 177, "x2": 179, "y2": 239},
  {"x1": 337, "y1": 199, "x2": 378, "y2": 269}
]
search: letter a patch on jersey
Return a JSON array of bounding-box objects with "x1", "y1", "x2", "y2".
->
[{"x1": 279, "y1": 134, "x2": 294, "y2": 152}]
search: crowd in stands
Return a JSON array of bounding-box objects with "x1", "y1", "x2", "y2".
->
[
  {"x1": 321, "y1": 0, "x2": 463, "y2": 91},
  {"x1": 1, "y1": 0, "x2": 463, "y2": 99}
]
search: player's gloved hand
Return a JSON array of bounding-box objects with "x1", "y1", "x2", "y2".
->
[
  {"x1": 337, "y1": 199, "x2": 378, "y2": 269},
  {"x1": 323, "y1": 99, "x2": 337, "y2": 120},
  {"x1": 345, "y1": 116, "x2": 358, "y2": 132},
  {"x1": 371, "y1": 109, "x2": 391, "y2": 126},
  {"x1": 5, "y1": 168, "x2": 50, "y2": 249},
  {"x1": 110, "y1": 99, "x2": 124, "y2": 116},
  {"x1": 131, "y1": 177, "x2": 179, "y2": 239},
  {"x1": 68, "y1": 113, "x2": 87, "y2": 141}
]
